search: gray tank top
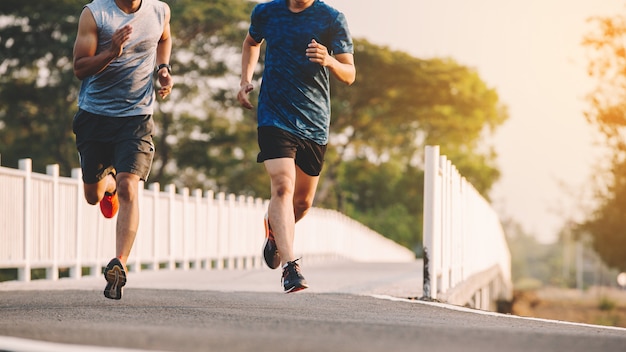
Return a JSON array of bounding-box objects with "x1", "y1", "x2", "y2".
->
[{"x1": 77, "y1": 0, "x2": 166, "y2": 117}]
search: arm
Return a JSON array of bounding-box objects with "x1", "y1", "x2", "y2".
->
[
  {"x1": 155, "y1": 3, "x2": 173, "y2": 99},
  {"x1": 72, "y1": 7, "x2": 132, "y2": 81},
  {"x1": 237, "y1": 33, "x2": 263, "y2": 110},
  {"x1": 306, "y1": 39, "x2": 356, "y2": 85}
]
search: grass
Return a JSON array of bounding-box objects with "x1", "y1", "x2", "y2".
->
[{"x1": 512, "y1": 286, "x2": 626, "y2": 328}]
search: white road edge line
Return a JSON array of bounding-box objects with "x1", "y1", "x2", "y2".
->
[
  {"x1": 370, "y1": 294, "x2": 626, "y2": 332},
  {"x1": 0, "y1": 335, "x2": 169, "y2": 352}
]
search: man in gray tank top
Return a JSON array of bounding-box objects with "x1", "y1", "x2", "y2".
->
[{"x1": 72, "y1": 0, "x2": 173, "y2": 300}]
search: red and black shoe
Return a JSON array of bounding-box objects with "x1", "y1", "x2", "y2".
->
[
  {"x1": 100, "y1": 191, "x2": 119, "y2": 218},
  {"x1": 263, "y1": 213, "x2": 281, "y2": 269}
]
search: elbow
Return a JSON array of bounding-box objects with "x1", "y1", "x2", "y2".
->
[
  {"x1": 74, "y1": 71, "x2": 86, "y2": 81},
  {"x1": 73, "y1": 63, "x2": 86, "y2": 81},
  {"x1": 344, "y1": 72, "x2": 356, "y2": 86},
  {"x1": 344, "y1": 66, "x2": 356, "y2": 85}
]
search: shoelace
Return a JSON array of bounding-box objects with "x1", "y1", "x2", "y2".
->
[
  {"x1": 284, "y1": 258, "x2": 303, "y2": 275},
  {"x1": 287, "y1": 257, "x2": 302, "y2": 266}
]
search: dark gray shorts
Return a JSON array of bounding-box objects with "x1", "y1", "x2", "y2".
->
[
  {"x1": 72, "y1": 109, "x2": 155, "y2": 184},
  {"x1": 257, "y1": 126, "x2": 327, "y2": 176}
]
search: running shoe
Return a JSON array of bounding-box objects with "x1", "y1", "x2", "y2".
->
[
  {"x1": 100, "y1": 191, "x2": 119, "y2": 218},
  {"x1": 282, "y1": 258, "x2": 308, "y2": 293},
  {"x1": 103, "y1": 257, "x2": 126, "y2": 300},
  {"x1": 263, "y1": 213, "x2": 280, "y2": 269}
]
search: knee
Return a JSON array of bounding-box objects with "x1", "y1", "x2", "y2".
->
[
  {"x1": 84, "y1": 192, "x2": 99, "y2": 206},
  {"x1": 294, "y1": 198, "x2": 313, "y2": 218},
  {"x1": 83, "y1": 185, "x2": 101, "y2": 205},
  {"x1": 271, "y1": 175, "x2": 294, "y2": 199},
  {"x1": 116, "y1": 176, "x2": 138, "y2": 202}
]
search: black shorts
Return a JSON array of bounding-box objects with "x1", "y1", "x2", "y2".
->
[
  {"x1": 257, "y1": 126, "x2": 327, "y2": 176},
  {"x1": 72, "y1": 109, "x2": 155, "y2": 184}
]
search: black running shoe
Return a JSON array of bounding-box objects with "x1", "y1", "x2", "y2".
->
[
  {"x1": 282, "y1": 258, "x2": 308, "y2": 293},
  {"x1": 103, "y1": 257, "x2": 126, "y2": 300},
  {"x1": 263, "y1": 213, "x2": 281, "y2": 269}
]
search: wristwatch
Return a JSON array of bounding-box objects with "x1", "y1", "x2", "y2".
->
[{"x1": 156, "y1": 63, "x2": 171, "y2": 74}]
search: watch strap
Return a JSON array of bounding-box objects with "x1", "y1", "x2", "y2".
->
[{"x1": 156, "y1": 63, "x2": 171, "y2": 74}]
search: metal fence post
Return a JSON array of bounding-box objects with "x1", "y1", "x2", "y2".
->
[{"x1": 422, "y1": 146, "x2": 439, "y2": 300}]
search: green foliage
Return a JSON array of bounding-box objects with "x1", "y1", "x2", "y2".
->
[
  {"x1": 150, "y1": 0, "x2": 260, "y2": 193},
  {"x1": 334, "y1": 158, "x2": 423, "y2": 250},
  {"x1": 503, "y1": 219, "x2": 564, "y2": 287},
  {"x1": 577, "y1": 170, "x2": 626, "y2": 271},
  {"x1": 0, "y1": 0, "x2": 83, "y2": 174},
  {"x1": 580, "y1": 14, "x2": 626, "y2": 271},
  {"x1": 598, "y1": 297, "x2": 617, "y2": 311},
  {"x1": 327, "y1": 40, "x2": 506, "y2": 197},
  {"x1": 319, "y1": 40, "x2": 507, "y2": 249},
  {"x1": 0, "y1": 268, "x2": 18, "y2": 282}
]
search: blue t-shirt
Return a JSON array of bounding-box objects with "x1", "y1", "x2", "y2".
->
[{"x1": 249, "y1": 0, "x2": 353, "y2": 145}]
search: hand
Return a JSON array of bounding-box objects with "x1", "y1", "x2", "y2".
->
[
  {"x1": 237, "y1": 83, "x2": 255, "y2": 109},
  {"x1": 306, "y1": 39, "x2": 331, "y2": 66},
  {"x1": 109, "y1": 25, "x2": 132, "y2": 58},
  {"x1": 157, "y1": 69, "x2": 173, "y2": 99}
]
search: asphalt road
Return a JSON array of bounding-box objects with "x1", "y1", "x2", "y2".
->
[{"x1": 1, "y1": 260, "x2": 625, "y2": 352}]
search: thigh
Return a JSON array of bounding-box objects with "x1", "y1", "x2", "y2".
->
[
  {"x1": 73, "y1": 109, "x2": 115, "y2": 184},
  {"x1": 294, "y1": 139, "x2": 327, "y2": 177},
  {"x1": 257, "y1": 126, "x2": 299, "y2": 162},
  {"x1": 294, "y1": 166, "x2": 320, "y2": 205},
  {"x1": 113, "y1": 115, "x2": 155, "y2": 181}
]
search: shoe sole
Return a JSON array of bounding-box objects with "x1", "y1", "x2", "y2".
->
[
  {"x1": 103, "y1": 259, "x2": 126, "y2": 300},
  {"x1": 263, "y1": 217, "x2": 280, "y2": 269},
  {"x1": 262, "y1": 237, "x2": 281, "y2": 269},
  {"x1": 284, "y1": 283, "x2": 309, "y2": 294}
]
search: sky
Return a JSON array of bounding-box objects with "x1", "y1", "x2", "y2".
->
[{"x1": 324, "y1": 0, "x2": 626, "y2": 243}]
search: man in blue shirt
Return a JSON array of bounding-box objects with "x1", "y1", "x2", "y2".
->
[{"x1": 237, "y1": 0, "x2": 355, "y2": 293}]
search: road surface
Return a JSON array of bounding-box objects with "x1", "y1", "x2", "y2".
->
[{"x1": 1, "y1": 260, "x2": 625, "y2": 352}]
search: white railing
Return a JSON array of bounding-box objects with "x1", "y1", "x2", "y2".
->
[
  {"x1": 0, "y1": 156, "x2": 415, "y2": 282},
  {"x1": 422, "y1": 146, "x2": 512, "y2": 310}
]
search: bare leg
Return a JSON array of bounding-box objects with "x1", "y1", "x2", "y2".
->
[
  {"x1": 293, "y1": 166, "x2": 319, "y2": 223},
  {"x1": 264, "y1": 158, "x2": 296, "y2": 265},
  {"x1": 83, "y1": 172, "x2": 139, "y2": 270},
  {"x1": 113, "y1": 172, "x2": 141, "y2": 267},
  {"x1": 83, "y1": 173, "x2": 116, "y2": 206},
  {"x1": 264, "y1": 159, "x2": 319, "y2": 266}
]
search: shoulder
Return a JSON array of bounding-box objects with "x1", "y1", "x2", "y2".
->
[
  {"x1": 155, "y1": 0, "x2": 170, "y2": 11},
  {"x1": 157, "y1": 0, "x2": 170, "y2": 17},
  {"x1": 84, "y1": 0, "x2": 104, "y2": 13},
  {"x1": 312, "y1": 1, "x2": 345, "y2": 22},
  {"x1": 140, "y1": 0, "x2": 169, "y2": 20},
  {"x1": 315, "y1": 1, "x2": 341, "y2": 15},
  {"x1": 143, "y1": 0, "x2": 168, "y2": 11},
  {"x1": 253, "y1": 0, "x2": 283, "y2": 16},
  {"x1": 83, "y1": 0, "x2": 106, "y2": 26}
]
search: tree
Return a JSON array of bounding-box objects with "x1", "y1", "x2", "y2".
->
[
  {"x1": 149, "y1": 0, "x2": 264, "y2": 194},
  {"x1": 316, "y1": 41, "x2": 508, "y2": 249},
  {"x1": 0, "y1": 0, "x2": 83, "y2": 174},
  {"x1": 580, "y1": 14, "x2": 626, "y2": 271},
  {"x1": 503, "y1": 218, "x2": 564, "y2": 288}
]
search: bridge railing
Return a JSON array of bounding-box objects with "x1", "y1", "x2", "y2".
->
[
  {"x1": 0, "y1": 156, "x2": 415, "y2": 282},
  {"x1": 422, "y1": 146, "x2": 512, "y2": 310}
]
